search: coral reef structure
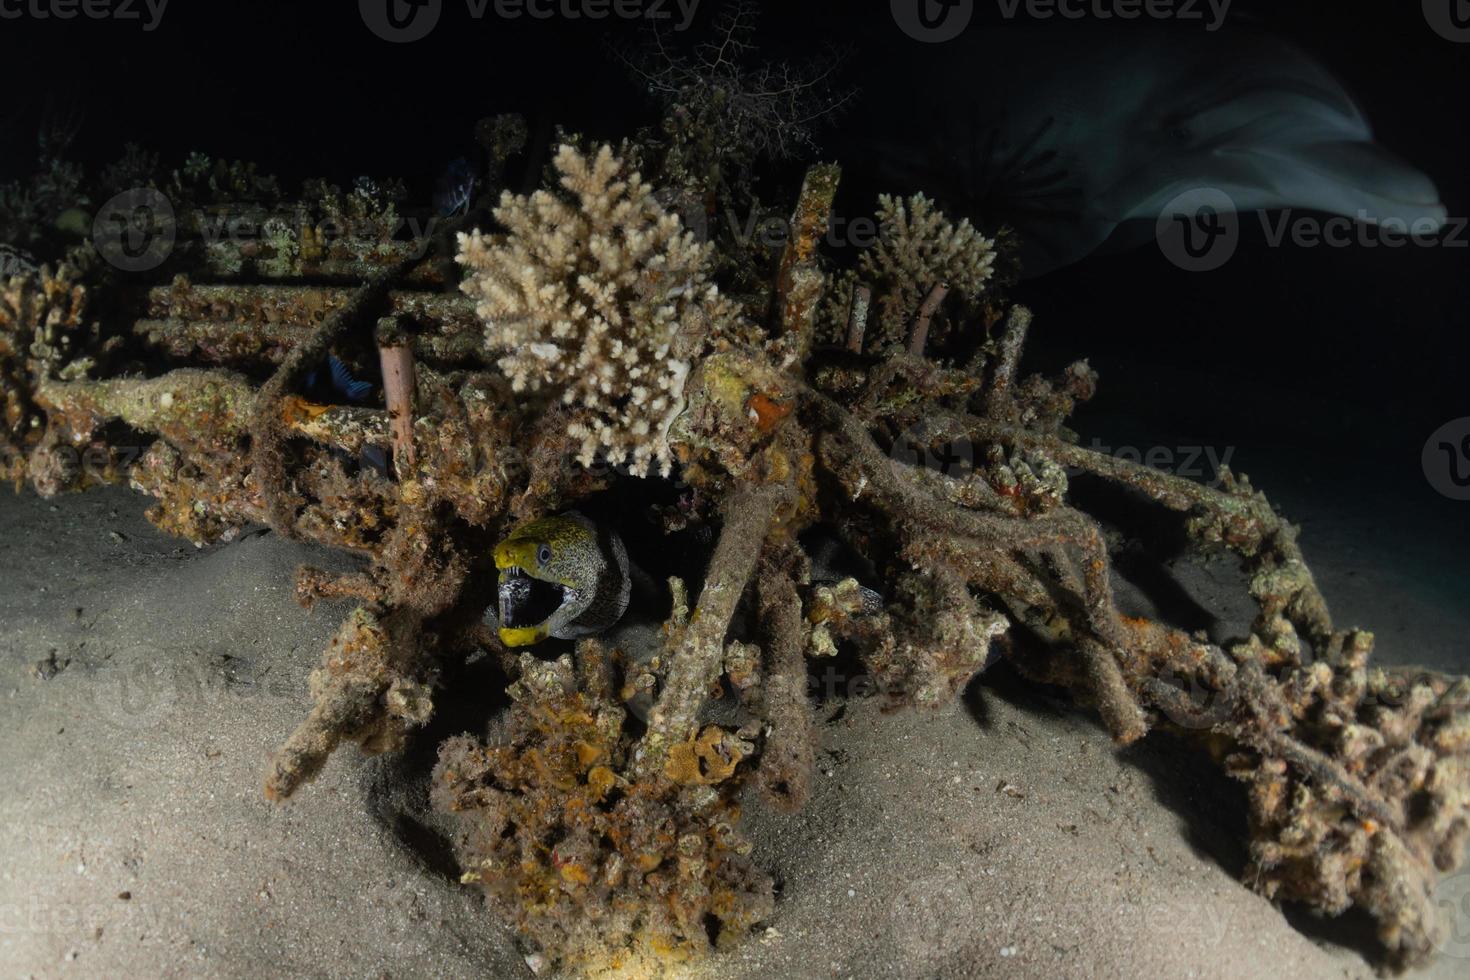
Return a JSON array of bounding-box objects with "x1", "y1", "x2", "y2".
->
[
  {"x1": 434, "y1": 641, "x2": 772, "y2": 975},
  {"x1": 456, "y1": 144, "x2": 744, "y2": 477},
  {"x1": 1, "y1": 92, "x2": 1467, "y2": 980},
  {"x1": 823, "y1": 192, "x2": 998, "y2": 352}
]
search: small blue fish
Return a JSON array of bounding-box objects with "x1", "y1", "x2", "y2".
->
[
  {"x1": 328, "y1": 354, "x2": 374, "y2": 402},
  {"x1": 434, "y1": 157, "x2": 476, "y2": 217},
  {"x1": 305, "y1": 353, "x2": 375, "y2": 404}
]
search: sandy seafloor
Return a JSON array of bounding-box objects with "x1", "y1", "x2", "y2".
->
[{"x1": 2, "y1": 430, "x2": 1468, "y2": 979}]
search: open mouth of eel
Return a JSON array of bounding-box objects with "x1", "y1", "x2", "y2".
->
[{"x1": 498, "y1": 565, "x2": 568, "y2": 633}]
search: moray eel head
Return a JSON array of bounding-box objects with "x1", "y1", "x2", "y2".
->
[{"x1": 493, "y1": 513, "x2": 630, "y2": 648}]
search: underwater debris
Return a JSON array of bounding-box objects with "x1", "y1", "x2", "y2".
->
[
  {"x1": 137, "y1": 277, "x2": 484, "y2": 367},
  {"x1": 0, "y1": 112, "x2": 88, "y2": 252},
  {"x1": 0, "y1": 103, "x2": 1465, "y2": 978},
  {"x1": 433, "y1": 640, "x2": 772, "y2": 975}
]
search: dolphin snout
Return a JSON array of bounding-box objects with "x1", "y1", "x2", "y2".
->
[{"x1": 1230, "y1": 139, "x2": 1447, "y2": 231}]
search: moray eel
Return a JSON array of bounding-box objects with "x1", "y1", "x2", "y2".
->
[{"x1": 493, "y1": 512, "x2": 631, "y2": 647}]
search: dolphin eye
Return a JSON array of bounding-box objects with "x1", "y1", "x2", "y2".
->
[{"x1": 537, "y1": 544, "x2": 552, "y2": 565}]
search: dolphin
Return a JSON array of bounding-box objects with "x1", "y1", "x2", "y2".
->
[{"x1": 862, "y1": 23, "x2": 1447, "y2": 275}]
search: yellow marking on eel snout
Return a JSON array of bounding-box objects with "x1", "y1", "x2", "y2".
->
[
  {"x1": 494, "y1": 538, "x2": 540, "y2": 571},
  {"x1": 500, "y1": 625, "x2": 549, "y2": 647}
]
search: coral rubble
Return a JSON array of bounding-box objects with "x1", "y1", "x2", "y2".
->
[{"x1": 434, "y1": 642, "x2": 772, "y2": 975}]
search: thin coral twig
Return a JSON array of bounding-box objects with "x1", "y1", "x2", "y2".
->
[
  {"x1": 845, "y1": 283, "x2": 871, "y2": 354},
  {"x1": 378, "y1": 342, "x2": 417, "y2": 475},
  {"x1": 983, "y1": 305, "x2": 1032, "y2": 418},
  {"x1": 907, "y1": 282, "x2": 949, "y2": 357}
]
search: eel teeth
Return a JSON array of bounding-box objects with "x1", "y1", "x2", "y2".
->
[{"x1": 498, "y1": 564, "x2": 565, "y2": 630}]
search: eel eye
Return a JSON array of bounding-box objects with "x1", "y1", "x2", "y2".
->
[{"x1": 537, "y1": 544, "x2": 552, "y2": 565}]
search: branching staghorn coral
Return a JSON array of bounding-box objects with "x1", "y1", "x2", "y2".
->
[
  {"x1": 0, "y1": 254, "x2": 118, "y2": 488},
  {"x1": 824, "y1": 192, "x2": 998, "y2": 353},
  {"x1": 1, "y1": 111, "x2": 1467, "y2": 980},
  {"x1": 0, "y1": 107, "x2": 88, "y2": 251},
  {"x1": 456, "y1": 143, "x2": 745, "y2": 477}
]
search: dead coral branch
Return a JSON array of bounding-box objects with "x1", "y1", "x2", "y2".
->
[{"x1": 636, "y1": 481, "x2": 791, "y2": 779}]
